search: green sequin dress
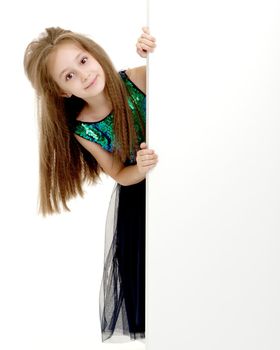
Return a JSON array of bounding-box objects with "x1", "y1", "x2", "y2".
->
[{"x1": 74, "y1": 70, "x2": 146, "y2": 343}]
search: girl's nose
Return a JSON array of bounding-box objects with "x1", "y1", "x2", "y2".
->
[{"x1": 81, "y1": 72, "x2": 90, "y2": 82}]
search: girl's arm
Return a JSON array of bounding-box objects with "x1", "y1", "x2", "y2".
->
[{"x1": 75, "y1": 135, "x2": 157, "y2": 186}]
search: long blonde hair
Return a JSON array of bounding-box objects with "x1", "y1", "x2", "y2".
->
[{"x1": 24, "y1": 27, "x2": 141, "y2": 215}]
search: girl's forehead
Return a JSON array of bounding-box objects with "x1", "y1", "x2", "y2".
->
[
  {"x1": 54, "y1": 40, "x2": 84, "y2": 54},
  {"x1": 47, "y1": 41, "x2": 86, "y2": 76}
]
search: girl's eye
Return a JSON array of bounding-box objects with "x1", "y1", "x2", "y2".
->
[
  {"x1": 81, "y1": 57, "x2": 88, "y2": 64},
  {"x1": 66, "y1": 72, "x2": 74, "y2": 81}
]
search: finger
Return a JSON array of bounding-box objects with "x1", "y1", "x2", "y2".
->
[
  {"x1": 140, "y1": 160, "x2": 158, "y2": 169},
  {"x1": 141, "y1": 33, "x2": 156, "y2": 42},
  {"x1": 137, "y1": 43, "x2": 155, "y2": 53},
  {"x1": 138, "y1": 150, "x2": 155, "y2": 157},
  {"x1": 140, "y1": 142, "x2": 147, "y2": 149},
  {"x1": 138, "y1": 38, "x2": 157, "y2": 48},
  {"x1": 136, "y1": 44, "x2": 148, "y2": 56},
  {"x1": 136, "y1": 42, "x2": 147, "y2": 52},
  {"x1": 142, "y1": 26, "x2": 150, "y2": 34},
  {"x1": 140, "y1": 154, "x2": 157, "y2": 162},
  {"x1": 137, "y1": 157, "x2": 158, "y2": 169}
]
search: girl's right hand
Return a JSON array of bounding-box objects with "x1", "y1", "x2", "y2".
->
[
  {"x1": 136, "y1": 27, "x2": 156, "y2": 58},
  {"x1": 136, "y1": 142, "x2": 158, "y2": 174}
]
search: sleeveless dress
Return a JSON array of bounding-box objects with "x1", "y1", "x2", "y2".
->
[{"x1": 74, "y1": 70, "x2": 146, "y2": 343}]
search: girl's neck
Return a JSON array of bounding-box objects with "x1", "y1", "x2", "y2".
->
[{"x1": 79, "y1": 93, "x2": 112, "y2": 122}]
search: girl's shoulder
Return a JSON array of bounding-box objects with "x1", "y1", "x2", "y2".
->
[{"x1": 124, "y1": 66, "x2": 146, "y2": 94}]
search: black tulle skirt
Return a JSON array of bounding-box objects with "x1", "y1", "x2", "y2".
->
[{"x1": 99, "y1": 180, "x2": 145, "y2": 343}]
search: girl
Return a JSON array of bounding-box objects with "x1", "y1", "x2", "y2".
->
[{"x1": 23, "y1": 26, "x2": 157, "y2": 342}]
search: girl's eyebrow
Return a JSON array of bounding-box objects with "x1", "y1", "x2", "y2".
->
[{"x1": 59, "y1": 52, "x2": 83, "y2": 78}]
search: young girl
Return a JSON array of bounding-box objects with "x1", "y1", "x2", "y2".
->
[{"x1": 23, "y1": 26, "x2": 157, "y2": 342}]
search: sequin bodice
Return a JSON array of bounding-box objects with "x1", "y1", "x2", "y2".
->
[{"x1": 74, "y1": 70, "x2": 146, "y2": 162}]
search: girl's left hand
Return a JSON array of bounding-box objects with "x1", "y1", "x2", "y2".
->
[
  {"x1": 136, "y1": 27, "x2": 156, "y2": 58},
  {"x1": 136, "y1": 142, "x2": 158, "y2": 175}
]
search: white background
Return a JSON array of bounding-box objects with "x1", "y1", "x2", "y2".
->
[
  {"x1": 147, "y1": 1, "x2": 280, "y2": 350},
  {"x1": 2, "y1": 1, "x2": 280, "y2": 350},
  {"x1": 0, "y1": 1, "x2": 146, "y2": 349}
]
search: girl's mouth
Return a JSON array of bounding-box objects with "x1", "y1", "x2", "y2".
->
[{"x1": 85, "y1": 76, "x2": 97, "y2": 89}]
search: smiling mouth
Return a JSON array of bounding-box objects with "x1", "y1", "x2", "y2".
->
[{"x1": 85, "y1": 76, "x2": 97, "y2": 89}]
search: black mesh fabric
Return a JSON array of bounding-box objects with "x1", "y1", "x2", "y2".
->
[{"x1": 99, "y1": 180, "x2": 146, "y2": 342}]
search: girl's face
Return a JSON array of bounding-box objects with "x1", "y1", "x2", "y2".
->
[{"x1": 47, "y1": 41, "x2": 106, "y2": 101}]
